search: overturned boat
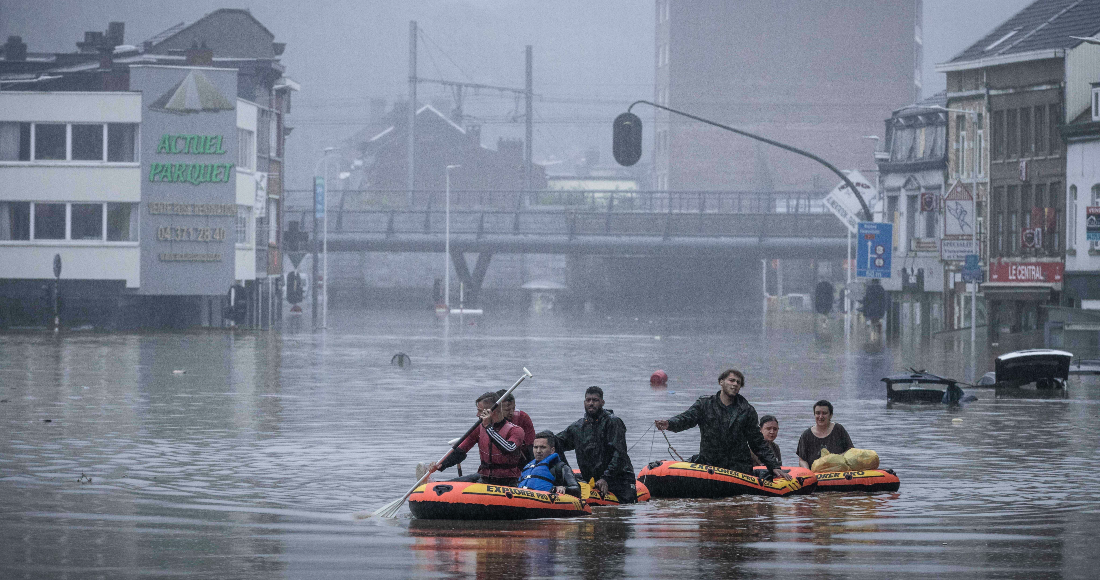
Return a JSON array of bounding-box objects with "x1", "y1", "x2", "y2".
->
[
  {"x1": 990, "y1": 349, "x2": 1073, "y2": 399},
  {"x1": 408, "y1": 481, "x2": 591, "y2": 520},
  {"x1": 639, "y1": 460, "x2": 816, "y2": 498},
  {"x1": 883, "y1": 370, "x2": 969, "y2": 404}
]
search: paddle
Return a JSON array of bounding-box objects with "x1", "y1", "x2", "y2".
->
[{"x1": 369, "y1": 367, "x2": 533, "y2": 519}]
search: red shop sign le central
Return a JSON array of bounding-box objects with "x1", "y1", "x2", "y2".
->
[{"x1": 988, "y1": 260, "x2": 1064, "y2": 283}]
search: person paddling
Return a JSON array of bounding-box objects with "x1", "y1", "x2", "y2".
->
[
  {"x1": 517, "y1": 432, "x2": 581, "y2": 497},
  {"x1": 656, "y1": 369, "x2": 790, "y2": 481},
  {"x1": 430, "y1": 391, "x2": 526, "y2": 487}
]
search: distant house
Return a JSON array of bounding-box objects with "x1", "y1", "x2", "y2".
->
[{"x1": 350, "y1": 103, "x2": 545, "y2": 209}]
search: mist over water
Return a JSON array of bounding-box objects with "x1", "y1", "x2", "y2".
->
[{"x1": 2, "y1": 311, "x2": 1098, "y2": 578}]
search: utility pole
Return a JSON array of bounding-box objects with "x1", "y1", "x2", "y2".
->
[
  {"x1": 407, "y1": 20, "x2": 417, "y2": 208},
  {"x1": 524, "y1": 45, "x2": 533, "y2": 198}
]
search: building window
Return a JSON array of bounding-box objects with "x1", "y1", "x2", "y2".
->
[
  {"x1": 107, "y1": 123, "x2": 137, "y2": 162},
  {"x1": 1006, "y1": 109, "x2": 1018, "y2": 158},
  {"x1": 924, "y1": 191, "x2": 937, "y2": 238},
  {"x1": 33, "y1": 202, "x2": 66, "y2": 240},
  {"x1": 906, "y1": 192, "x2": 918, "y2": 248},
  {"x1": 71, "y1": 124, "x2": 104, "y2": 161},
  {"x1": 70, "y1": 203, "x2": 103, "y2": 240},
  {"x1": 0, "y1": 201, "x2": 30, "y2": 240},
  {"x1": 1019, "y1": 107, "x2": 1031, "y2": 158},
  {"x1": 992, "y1": 110, "x2": 1004, "y2": 159},
  {"x1": 1050, "y1": 181, "x2": 1063, "y2": 254},
  {"x1": 1033, "y1": 106, "x2": 1045, "y2": 155},
  {"x1": 1068, "y1": 185, "x2": 1077, "y2": 250},
  {"x1": 1093, "y1": 89, "x2": 1100, "y2": 121},
  {"x1": 106, "y1": 202, "x2": 137, "y2": 241},
  {"x1": 1049, "y1": 104, "x2": 1061, "y2": 154},
  {"x1": 1092, "y1": 184, "x2": 1100, "y2": 250},
  {"x1": 976, "y1": 113, "x2": 984, "y2": 176},
  {"x1": 238, "y1": 128, "x2": 255, "y2": 171},
  {"x1": 34, "y1": 124, "x2": 67, "y2": 160},
  {"x1": 0, "y1": 122, "x2": 31, "y2": 161},
  {"x1": 1007, "y1": 186, "x2": 1019, "y2": 255},
  {"x1": 236, "y1": 206, "x2": 251, "y2": 244},
  {"x1": 955, "y1": 116, "x2": 966, "y2": 176}
]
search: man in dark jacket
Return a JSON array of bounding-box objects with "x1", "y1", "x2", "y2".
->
[
  {"x1": 517, "y1": 431, "x2": 581, "y2": 497},
  {"x1": 556, "y1": 386, "x2": 637, "y2": 503},
  {"x1": 655, "y1": 369, "x2": 789, "y2": 480}
]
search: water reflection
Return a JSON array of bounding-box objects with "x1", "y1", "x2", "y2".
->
[{"x1": 2, "y1": 312, "x2": 1100, "y2": 579}]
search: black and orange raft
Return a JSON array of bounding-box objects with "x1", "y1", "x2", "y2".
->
[
  {"x1": 407, "y1": 481, "x2": 592, "y2": 520},
  {"x1": 639, "y1": 460, "x2": 816, "y2": 498},
  {"x1": 785, "y1": 466, "x2": 900, "y2": 493}
]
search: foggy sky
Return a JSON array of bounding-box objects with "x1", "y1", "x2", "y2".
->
[{"x1": 1, "y1": 0, "x2": 1036, "y2": 189}]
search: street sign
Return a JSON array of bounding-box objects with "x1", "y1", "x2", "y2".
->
[
  {"x1": 824, "y1": 170, "x2": 878, "y2": 233},
  {"x1": 314, "y1": 176, "x2": 325, "y2": 220},
  {"x1": 961, "y1": 254, "x2": 982, "y2": 283},
  {"x1": 941, "y1": 239, "x2": 976, "y2": 262},
  {"x1": 1087, "y1": 207, "x2": 1100, "y2": 241},
  {"x1": 856, "y1": 222, "x2": 892, "y2": 279}
]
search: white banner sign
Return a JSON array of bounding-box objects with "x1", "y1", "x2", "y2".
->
[
  {"x1": 254, "y1": 172, "x2": 268, "y2": 219},
  {"x1": 941, "y1": 239, "x2": 976, "y2": 262},
  {"x1": 824, "y1": 170, "x2": 878, "y2": 234}
]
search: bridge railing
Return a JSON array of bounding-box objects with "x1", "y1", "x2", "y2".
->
[{"x1": 284, "y1": 188, "x2": 830, "y2": 229}]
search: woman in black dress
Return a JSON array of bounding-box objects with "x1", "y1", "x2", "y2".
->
[{"x1": 796, "y1": 400, "x2": 854, "y2": 469}]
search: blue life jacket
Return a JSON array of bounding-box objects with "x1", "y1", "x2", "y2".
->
[{"x1": 517, "y1": 453, "x2": 560, "y2": 491}]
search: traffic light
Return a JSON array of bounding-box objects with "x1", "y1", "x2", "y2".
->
[
  {"x1": 612, "y1": 112, "x2": 643, "y2": 166},
  {"x1": 860, "y1": 280, "x2": 887, "y2": 321},
  {"x1": 813, "y1": 281, "x2": 834, "y2": 315},
  {"x1": 223, "y1": 284, "x2": 248, "y2": 325},
  {"x1": 285, "y1": 272, "x2": 304, "y2": 305}
]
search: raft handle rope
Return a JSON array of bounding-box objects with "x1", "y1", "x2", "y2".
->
[{"x1": 661, "y1": 430, "x2": 685, "y2": 461}]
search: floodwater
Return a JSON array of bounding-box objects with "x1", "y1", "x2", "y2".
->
[{"x1": 2, "y1": 311, "x2": 1098, "y2": 579}]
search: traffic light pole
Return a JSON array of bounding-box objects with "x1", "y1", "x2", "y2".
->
[{"x1": 625, "y1": 100, "x2": 874, "y2": 221}]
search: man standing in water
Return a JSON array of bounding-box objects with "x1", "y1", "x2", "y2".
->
[
  {"x1": 556, "y1": 386, "x2": 638, "y2": 503},
  {"x1": 656, "y1": 369, "x2": 789, "y2": 480},
  {"x1": 430, "y1": 391, "x2": 526, "y2": 486}
]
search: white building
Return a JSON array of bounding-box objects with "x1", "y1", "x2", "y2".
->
[{"x1": 1062, "y1": 81, "x2": 1100, "y2": 309}]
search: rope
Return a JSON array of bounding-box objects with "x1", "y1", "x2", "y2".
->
[
  {"x1": 661, "y1": 430, "x2": 685, "y2": 461},
  {"x1": 627, "y1": 423, "x2": 654, "y2": 453},
  {"x1": 647, "y1": 427, "x2": 656, "y2": 466}
]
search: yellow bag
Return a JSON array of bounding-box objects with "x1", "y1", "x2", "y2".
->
[
  {"x1": 810, "y1": 448, "x2": 851, "y2": 473},
  {"x1": 842, "y1": 448, "x2": 880, "y2": 470}
]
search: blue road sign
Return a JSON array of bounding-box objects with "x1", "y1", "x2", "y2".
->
[
  {"x1": 314, "y1": 177, "x2": 325, "y2": 220},
  {"x1": 856, "y1": 222, "x2": 892, "y2": 279},
  {"x1": 962, "y1": 253, "x2": 982, "y2": 282}
]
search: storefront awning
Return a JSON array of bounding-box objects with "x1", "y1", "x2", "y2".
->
[{"x1": 981, "y1": 283, "x2": 1057, "y2": 302}]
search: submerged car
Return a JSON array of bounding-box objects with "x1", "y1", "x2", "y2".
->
[
  {"x1": 883, "y1": 370, "x2": 967, "y2": 404},
  {"x1": 986, "y1": 349, "x2": 1073, "y2": 398}
]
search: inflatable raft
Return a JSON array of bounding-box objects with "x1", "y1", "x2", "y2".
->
[
  {"x1": 785, "y1": 466, "x2": 900, "y2": 493},
  {"x1": 407, "y1": 481, "x2": 591, "y2": 520},
  {"x1": 579, "y1": 477, "x2": 652, "y2": 506},
  {"x1": 639, "y1": 460, "x2": 816, "y2": 498}
]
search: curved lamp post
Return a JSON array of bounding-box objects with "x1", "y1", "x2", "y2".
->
[{"x1": 614, "y1": 100, "x2": 874, "y2": 221}]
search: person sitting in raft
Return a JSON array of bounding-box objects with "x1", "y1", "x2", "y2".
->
[
  {"x1": 497, "y1": 388, "x2": 536, "y2": 461},
  {"x1": 517, "y1": 431, "x2": 581, "y2": 497},
  {"x1": 750, "y1": 414, "x2": 782, "y2": 467},
  {"x1": 556, "y1": 386, "x2": 638, "y2": 503},
  {"x1": 430, "y1": 391, "x2": 527, "y2": 487},
  {"x1": 795, "y1": 400, "x2": 854, "y2": 469},
  {"x1": 655, "y1": 369, "x2": 789, "y2": 481}
]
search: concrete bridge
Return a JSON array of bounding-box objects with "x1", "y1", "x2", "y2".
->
[{"x1": 284, "y1": 189, "x2": 849, "y2": 307}]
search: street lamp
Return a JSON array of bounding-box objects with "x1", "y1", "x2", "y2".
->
[
  {"x1": 313, "y1": 146, "x2": 338, "y2": 330},
  {"x1": 443, "y1": 164, "x2": 460, "y2": 312},
  {"x1": 930, "y1": 105, "x2": 981, "y2": 376}
]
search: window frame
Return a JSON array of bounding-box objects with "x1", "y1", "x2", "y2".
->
[
  {"x1": 0, "y1": 201, "x2": 140, "y2": 244},
  {"x1": 0, "y1": 122, "x2": 139, "y2": 164}
]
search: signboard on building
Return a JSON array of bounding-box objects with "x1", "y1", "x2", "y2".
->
[
  {"x1": 1021, "y1": 227, "x2": 1043, "y2": 249},
  {"x1": 943, "y1": 181, "x2": 975, "y2": 239},
  {"x1": 856, "y1": 222, "x2": 892, "y2": 279},
  {"x1": 988, "y1": 260, "x2": 1063, "y2": 284},
  {"x1": 941, "y1": 239, "x2": 976, "y2": 262},
  {"x1": 131, "y1": 65, "x2": 238, "y2": 296},
  {"x1": 1086, "y1": 206, "x2": 1100, "y2": 241},
  {"x1": 824, "y1": 170, "x2": 878, "y2": 234},
  {"x1": 962, "y1": 254, "x2": 983, "y2": 283}
]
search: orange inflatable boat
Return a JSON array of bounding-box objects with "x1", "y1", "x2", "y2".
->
[
  {"x1": 577, "y1": 476, "x2": 652, "y2": 507},
  {"x1": 784, "y1": 466, "x2": 900, "y2": 493},
  {"x1": 639, "y1": 460, "x2": 816, "y2": 498},
  {"x1": 407, "y1": 481, "x2": 591, "y2": 520}
]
